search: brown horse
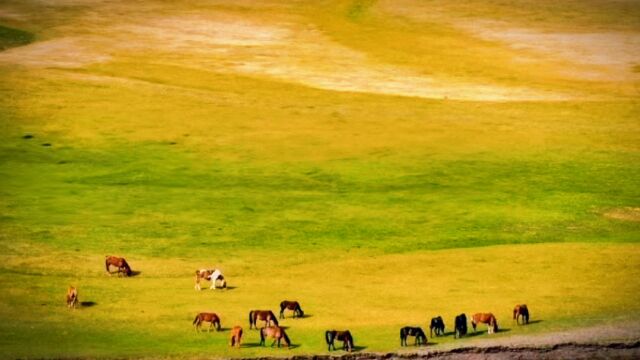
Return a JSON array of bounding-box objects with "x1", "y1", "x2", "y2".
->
[
  {"x1": 326, "y1": 330, "x2": 354, "y2": 352},
  {"x1": 105, "y1": 256, "x2": 132, "y2": 277},
  {"x1": 279, "y1": 300, "x2": 304, "y2": 319},
  {"x1": 249, "y1": 310, "x2": 279, "y2": 329},
  {"x1": 259, "y1": 326, "x2": 290, "y2": 348},
  {"x1": 471, "y1": 313, "x2": 498, "y2": 334},
  {"x1": 230, "y1": 326, "x2": 243, "y2": 348},
  {"x1": 193, "y1": 312, "x2": 221, "y2": 332},
  {"x1": 66, "y1": 286, "x2": 78, "y2": 308},
  {"x1": 194, "y1": 269, "x2": 225, "y2": 290},
  {"x1": 513, "y1": 304, "x2": 529, "y2": 325}
]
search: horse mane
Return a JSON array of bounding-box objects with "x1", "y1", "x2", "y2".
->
[
  {"x1": 345, "y1": 331, "x2": 354, "y2": 349},
  {"x1": 121, "y1": 259, "x2": 132, "y2": 274},
  {"x1": 281, "y1": 328, "x2": 291, "y2": 347}
]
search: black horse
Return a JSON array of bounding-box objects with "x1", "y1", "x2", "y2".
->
[
  {"x1": 430, "y1": 316, "x2": 445, "y2": 337},
  {"x1": 454, "y1": 314, "x2": 467, "y2": 338},
  {"x1": 325, "y1": 330, "x2": 354, "y2": 352},
  {"x1": 400, "y1": 326, "x2": 427, "y2": 346}
]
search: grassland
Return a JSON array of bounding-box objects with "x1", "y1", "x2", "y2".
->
[{"x1": 0, "y1": 0, "x2": 639, "y2": 358}]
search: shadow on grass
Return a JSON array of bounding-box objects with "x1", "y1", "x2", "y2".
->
[
  {"x1": 352, "y1": 345, "x2": 367, "y2": 352},
  {"x1": 129, "y1": 270, "x2": 141, "y2": 277},
  {"x1": 526, "y1": 320, "x2": 544, "y2": 325},
  {"x1": 217, "y1": 327, "x2": 232, "y2": 332},
  {"x1": 80, "y1": 301, "x2": 96, "y2": 307},
  {"x1": 495, "y1": 328, "x2": 511, "y2": 334},
  {"x1": 246, "y1": 343, "x2": 300, "y2": 349}
]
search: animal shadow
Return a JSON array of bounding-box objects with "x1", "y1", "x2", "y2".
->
[
  {"x1": 463, "y1": 331, "x2": 485, "y2": 338},
  {"x1": 129, "y1": 270, "x2": 142, "y2": 277},
  {"x1": 526, "y1": 320, "x2": 543, "y2": 325},
  {"x1": 80, "y1": 301, "x2": 97, "y2": 307},
  {"x1": 217, "y1": 327, "x2": 232, "y2": 332},
  {"x1": 352, "y1": 345, "x2": 367, "y2": 352},
  {"x1": 495, "y1": 328, "x2": 511, "y2": 334}
]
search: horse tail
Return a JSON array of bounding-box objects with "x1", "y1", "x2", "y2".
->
[
  {"x1": 193, "y1": 314, "x2": 200, "y2": 326},
  {"x1": 493, "y1": 317, "x2": 499, "y2": 332},
  {"x1": 513, "y1": 307, "x2": 517, "y2": 320},
  {"x1": 347, "y1": 332, "x2": 354, "y2": 351},
  {"x1": 325, "y1": 330, "x2": 333, "y2": 345},
  {"x1": 105, "y1": 256, "x2": 110, "y2": 272},
  {"x1": 249, "y1": 310, "x2": 254, "y2": 328}
]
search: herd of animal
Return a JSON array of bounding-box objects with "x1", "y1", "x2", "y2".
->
[{"x1": 65, "y1": 256, "x2": 532, "y2": 351}]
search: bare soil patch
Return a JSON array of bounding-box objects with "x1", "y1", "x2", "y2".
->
[{"x1": 604, "y1": 207, "x2": 640, "y2": 222}]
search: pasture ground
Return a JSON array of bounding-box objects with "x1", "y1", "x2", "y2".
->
[{"x1": 1, "y1": 0, "x2": 639, "y2": 358}]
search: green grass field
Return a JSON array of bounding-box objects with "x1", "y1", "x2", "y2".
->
[{"x1": 1, "y1": 0, "x2": 639, "y2": 358}]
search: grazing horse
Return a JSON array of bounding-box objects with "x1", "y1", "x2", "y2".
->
[
  {"x1": 105, "y1": 256, "x2": 132, "y2": 277},
  {"x1": 259, "y1": 326, "x2": 290, "y2": 348},
  {"x1": 249, "y1": 310, "x2": 279, "y2": 329},
  {"x1": 229, "y1": 326, "x2": 243, "y2": 348},
  {"x1": 513, "y1": 304, "x2": 529, "y2": 325},
  {"x1": 66, "y1": 286, "x2": 78, "y2": 308},
  {"x1": 193, "y1": 312, "x2": 221, "y2": 332},
  {"x1": 194, "y1": 269, "x2": 225, "y2": 290},
  {"x1": 454, "y1": 314, "x2": 468, "y2": 338},
  {"x1": 279, "y1": 300, "x2": 304, "y2": 319},
  {"x1": 471, "y1": 313, "x2": 498, "y2": 334},
  {"x1": 430, "y1": 316, "x2": 445, "y2": 337},
  {"x1": 326, "y1": 330, "x2": 354, "y2": 352},
  {"x1": 400, "y1": 326, "x2": 427, "y2": 346}
]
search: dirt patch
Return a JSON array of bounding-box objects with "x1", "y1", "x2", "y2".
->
[
  {"x1": 0, "y1": 37, "x2": 110, "y2": 68},
  {"x1": 604, "y1": 207, "x2": 640, "y2": 222},
  {"x1": 458, "y1": 20, "x2": 640, "y2": 82}
]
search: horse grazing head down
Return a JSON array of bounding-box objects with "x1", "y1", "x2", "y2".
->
[
  {"x1": 454, "y1": 314, "x2": 467, "y2": 338},
  {"x1": 471, "y1": 313, "x2": 498, "y2": 334},
  {"x1": 66, "y1": 286, "x2": 78, "y2": 308}
]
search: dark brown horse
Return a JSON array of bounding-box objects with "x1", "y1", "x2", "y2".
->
[
  {"x1": 430, "y1": 316, "x2": 445, "y2": 337},
  {"x1": 326, "y1": 330, "x2": 354, "y2": 352},
  {"x1": 400, "y1": 326, "x2": 427, "y2": 346},
  {"x1": 230, "y1": 326, "x2": 243, "y2": 348},
  {"x1": 66, "y1": 286, "x2": 78, "y2": 309},
  {"x1": 471, "y1": 313, "x2": 498, "y2": 334},
  {"x1": 513, "y1": 304, "x2": 529, "y2": 325},
  {"x1": 249, "y1": 310, "x2": 279, "y2": 329},
  {"x1": 193, "y1": 312, "x2": 221, "y2": 332},
  {"x1": 259, "y1": 326, "x2": 290, "y2": 347},
  {"x1": 105, "y1": 256, "x2": 132, "y2": 277},
  {"x1": 279, "y1": 300, "x2": 304, "y2": 319}
]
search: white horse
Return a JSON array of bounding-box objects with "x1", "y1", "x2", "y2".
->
[{"x1": 195, "y1": 268, "x2": 226, "y2": 290}]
